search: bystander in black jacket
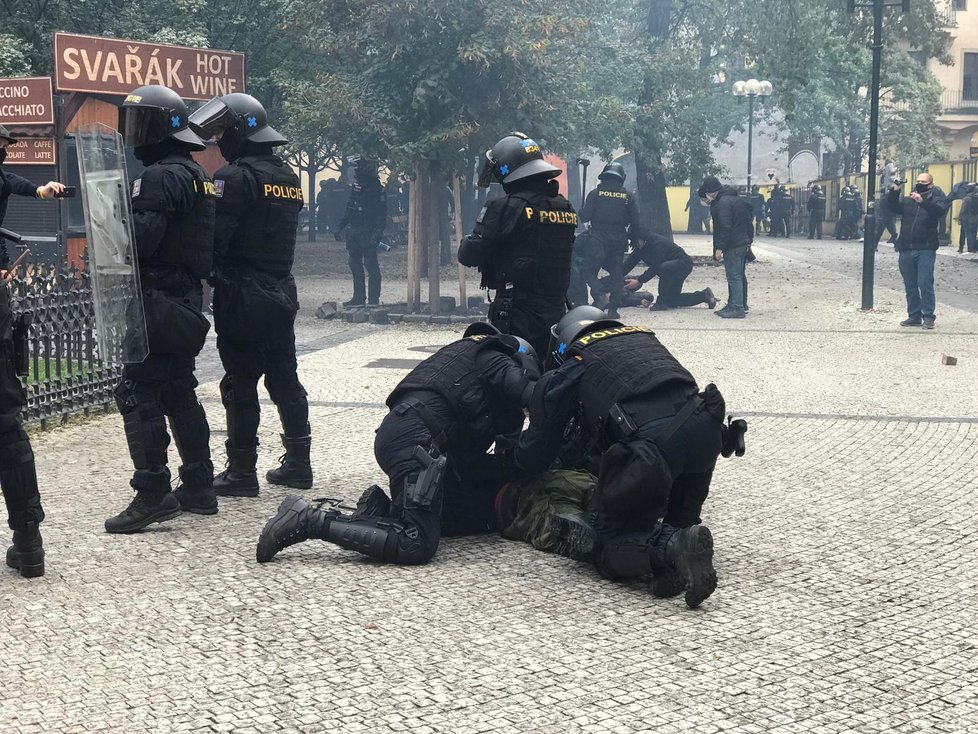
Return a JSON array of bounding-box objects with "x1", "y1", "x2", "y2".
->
[{"x1": 886, "y1": 186, "x2": 949, "y2": 251}]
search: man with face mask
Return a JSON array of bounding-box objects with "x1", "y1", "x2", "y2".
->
[
  {"x1": 459, "y1": 132, "x2": 576, "y2": 357},
  {"x1": 886, "y1": 172, "x2": 949, "y2": 329},
  {"x1": 0, "y1": 126, "x2": 65, "y2": 575},
  {"x1": 697, "y1": 177, "x2": 753, "y2": 318},
  {"x1": 105, "y1": 85, "x2": 216, "y2": 533},
  {"x1": 188, "y1": 93, "x2": 311, "y2": 500},
  {"x1": 336, "y1": 159, "x2": 386, "y2": 307}
]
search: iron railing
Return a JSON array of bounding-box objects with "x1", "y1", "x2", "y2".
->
[
  {"x1": 10, "y1": 260, "x2": 119, "y2": 426},
  {"x1": 942, "y1": 90, "x2": 978, "y2": 113}
]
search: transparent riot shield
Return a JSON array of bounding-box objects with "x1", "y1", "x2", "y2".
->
[{"x1": 76, "y1": 122, "x2": 148, "y2": 364}]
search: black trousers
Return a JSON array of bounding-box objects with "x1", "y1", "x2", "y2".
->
[
  {"x1": 0, "y1": 343, "x2": 43, "y2": 531},
  {"x1": 808, "y1": 212, "x2": 823, "y2": 239},
  {"x1": 346, "y1": 230, "x2": 382, "y2": 303},
  {"x1": 115, "y1": 352, "x2": 212, "y2": 493},
  {"x1": 588, "y1": 231, "x2": 628, "y2": 311},
  {"x1": 489, "y1": 293, "x2": 565, "y2": 359},
  {"x1": 770, "y1": 213, "x2": 790, "y2": 237},
  {"x1": 218, "y1": 332, "x2": 309, "y2": 448},
  {"x1": 346, "y1": 405, "x2": 500, "y2": 565},
  {"x1": 593, "y1": 385, "x2": 724, "y2": 581},
  {"x1": 656, "y1": 258, "x2": 706, "y2": 308}
]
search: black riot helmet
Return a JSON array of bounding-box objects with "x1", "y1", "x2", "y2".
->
[
  {"x1": 477, "y1": 131, "x2": 561, "y2": 188},
  {"x1": 118, "y1": 85, "x2": 205, "y2": 150},
  {"x1": 189, "y1": 93, "x2": 288, "y2": 146},
  {"x1": 599, "y1": 162, "x2": 626, "y2": 184},
  {"x1": 548, "y1": 305, "x2": 621, "y2": 368}
]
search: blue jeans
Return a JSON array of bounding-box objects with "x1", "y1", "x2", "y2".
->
[
  {"x1": 722, "y1": 246, "x2": 748, "y2": 311},
  {"x1": 897, "y1": 249, "x2": 936, "y2": 320}
]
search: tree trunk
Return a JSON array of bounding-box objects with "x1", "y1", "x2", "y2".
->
[
  {"x1": 407, "y1": 166, "x2": 423, "y2": 312},
  {"x1": 635, "y1": 151, "x2": 672, "y2": 237},
  {"x1": 305, "y1": 154, "x2": 317, "y2": 242}
]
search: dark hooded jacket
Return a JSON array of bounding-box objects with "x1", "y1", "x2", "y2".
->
[{"x1": 709, "y1": 186, "x2": 754, "y2": 252}]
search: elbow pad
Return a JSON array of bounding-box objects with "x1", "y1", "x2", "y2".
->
[{"x1": 459, "y1": 234, "x2": 487, "y2": 266}]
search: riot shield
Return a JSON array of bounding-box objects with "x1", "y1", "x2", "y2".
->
[{"x1": 76, "y1": 122, "x2": 148, "y2": 364}]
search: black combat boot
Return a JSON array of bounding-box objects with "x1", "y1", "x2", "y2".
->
[
  {"x1": 213, "y1": 442, "x2": 260, "y2": 497},
  {"x1": 266, "y1": 431, "x2": 313, "y2": 489},
  {"x1": 653, "y1": 523, "x2": 717, "y2": 609},
  {"x1": 105, "y1": 491, "x2": 182, "y2": 534},
  {"x1": 173, "y1": 461, "x2": 219, "y2": 515},
  {"x1": 6, "y1": 522, "x2": 44, "y2": 578},
  {"x1": 256, "y1": 496, "x2": 336, "y2": 562},
  {"x1": 549, "y1": 512, "x2": 598, "y2": 562},
  {"x1": 351, "y1": 485, "x2": 392, "y2": 519},
  {"x1": 702, "y1": 287, "x2": 718, "y2": 309}
]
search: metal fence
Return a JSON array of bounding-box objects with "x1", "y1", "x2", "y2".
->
[{"x1": 11, "y1": 259, "x2": 119, "y2": 426}]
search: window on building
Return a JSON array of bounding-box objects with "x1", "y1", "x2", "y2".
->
[
  {"x1": 965, "y1": 53, "x2": 978, "y2": 100},
  {"x1": 953, "y1": 0, "x2": 966, "y2": 11}
]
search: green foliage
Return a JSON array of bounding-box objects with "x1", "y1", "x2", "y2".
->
[
  {"x1": 280, "y1": 0, "x2": 632, "y2": 172},
  {"x1": 0, "y1": 34, "x2": 33, "y2": 77}
]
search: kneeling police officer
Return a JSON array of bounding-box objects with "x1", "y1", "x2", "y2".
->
[
  {"x1": 256, "y1": 325, "x2": 538, "y2": 566},
  {"x1": 506, "y1": 306, "x2": 745, "y2": 608},
  {"x1": 106, "y1": 85, "x2": 216, "y2": 533},
  {"x1": 459, "y1": 133, "x2": 576, "y2": 358},
  {"x1": 189, "y1": 93, "x2": 312, "y2": 498}
]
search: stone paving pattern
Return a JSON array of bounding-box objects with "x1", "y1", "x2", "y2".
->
[{"x1": 2, "y1": 236, "x2": 977, "y2": 733}]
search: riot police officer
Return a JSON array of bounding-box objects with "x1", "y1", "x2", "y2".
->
[
  {"x1": 189, "y1": 93, "x2": 312, "y2": 499},
  {"x1": 579, "y1": 162, "x2": 642, "y2": 319},
  {"x1": 0, "y1": 125, "x2": 65, "y2": 575},
  {"x1": 807, "y1": 184, "x2": 826, "y2": 240},
  {"x1": 459, "y1": 132, "x2": 576, "y2": 358},
  {"x1": 336, "y1": 159, "x2": 386, "y2": 306},
  {"x1": 105, "y1": 85, "x2": 216, "y2": 534},
  {"x1": 506, "y1": 307, "x2": 744, "y2": 608},
  {"x1": 256, "y1": 325, "x2": 538, "y2": 566}
]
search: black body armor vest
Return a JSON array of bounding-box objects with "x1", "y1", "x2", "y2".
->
[
  {"x1": 232, "y1": 156, "x2": 302, "y2": 278},
  {"x1": 387, "y1": 335, "x2": 521, "y2": 445},
  {"x1": 500, "y1": 190, "x2": 576, "y2": 299},
  {"x1": 565, "y1": 327, "x2": 697, "y2": 433}
]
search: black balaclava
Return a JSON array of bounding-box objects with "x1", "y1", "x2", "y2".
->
[{"x1": 134, "y1": 141, "x2": 175, "y2": 166}]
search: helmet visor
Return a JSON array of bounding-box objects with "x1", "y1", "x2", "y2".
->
[
  {"x1": 477, "y1": 150, "x2": 495, "y2": 188},
  {"x1": 188, "y1": 98, "x2": 237, "y2": 140},
  {"x1": 118, "y1": 106, "x2": 171, "y2": 148}
]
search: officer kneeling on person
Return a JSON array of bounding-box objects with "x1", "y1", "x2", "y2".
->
[
  {"x1": 255, "y1": 324, "x2": 539, "y2": 566},
  {"x1": 502, "y1": 306, "x2": 746, "y2": 608},
  {"x1": 458, "y1": 132, "x2": 576, "y2": 358},
  {"x1": 106, "y1": 85, "x2": 217, "y2": 533},
  {"x1": 189, "y1": 93, "x2": 312, "y2": 498},
  {"x1": 622, "y1": 233, "x2": 717, "y2": 311}
]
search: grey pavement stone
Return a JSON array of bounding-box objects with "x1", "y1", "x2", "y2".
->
[{"x1": 3, "y1": 235, "x2": 978, "y2": 733}]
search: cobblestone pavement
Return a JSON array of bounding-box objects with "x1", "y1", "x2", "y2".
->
[{"x1": 2, "y1": 237, "x2": 977, "y2": 733}]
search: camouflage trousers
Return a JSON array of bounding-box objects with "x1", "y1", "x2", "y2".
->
[{"x1": 501, "y1": 470, "x2": 596, "y2": 557}]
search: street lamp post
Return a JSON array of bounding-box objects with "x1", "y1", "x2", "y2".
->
[
  {"x1": 732, "y1": 79, "x2": 773, "y2": 191},
  {"x1": 848, "y1": 0, "x2": 910, "y2": 310}
]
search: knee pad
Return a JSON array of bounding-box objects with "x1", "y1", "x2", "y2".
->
[{"x1": 114, "y1": 379, "x2": 142, "y2": 414}]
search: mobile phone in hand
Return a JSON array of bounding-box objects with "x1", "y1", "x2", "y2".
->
[{"x1": 54, "y1": 186, "x2": 77, "y2": 198}]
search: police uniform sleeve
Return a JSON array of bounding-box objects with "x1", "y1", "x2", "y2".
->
[
  {"x1": 478, "y1": 346, "x2": 538, "y2": 409},
  {"x1": 513, "y1": 361, "x2": 584, "y2": 474},
  {"x1": 213, "y1": 164, "x2": 255, "y2": 264},
  {"x1": 580, "y1": 190, "x2": 596, "y2": 223},
  {"x1": 130, "y1": 165, "x2": 171, "y2": 260},
  {"x1": 459, "y1": 196, "x2": 524, "y2": 267}
]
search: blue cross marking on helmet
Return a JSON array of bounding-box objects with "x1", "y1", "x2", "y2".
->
[
  {"x1": 518, "y1": 345, "x2": 527, "y2": 353},
  {"x1": 247, "y1": 116, "x2": 258, "y2": 127},
  {"x1": 499, "y1": 164, "x2": 510, "y2": 176},
  {"x1": 170, "y1": 116, "x2": 181, "y2": 128},
  {"x1": 520, "y1": 139, "x2": 536, "y2": 148},
  {"x1": 558, "y1": 342, "x2": 567, "y2": 354}
]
